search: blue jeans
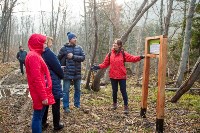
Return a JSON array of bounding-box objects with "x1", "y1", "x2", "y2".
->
[
  {"x1": 32, "y1": 106, "x2": 46, "y2": 133},
  {"x1": 110, "y1": 78, "x2": 128, "y2": 106},
  {"x1": 63, "y1": 79, "x2": 81, "y2": 109}
]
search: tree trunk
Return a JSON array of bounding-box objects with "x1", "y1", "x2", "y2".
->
[
  {"x1": 171, "y1": 56, "x2": 200, "y2": 103},
  {"x1": 85, "y1": 0, "x2": 98, "y2": 90},
  {"x1": 102, "y1": 0, "x2": 114, "y2": 85},
  {"x1": 136, "y1": 10, "x2": 148, "y2": 82},
  {"x1": 91, "y1": 68, "x2": 107, "y2": 91},
  {"x1": 175, "y1": 0, "x2": 196, "y2": 87},
  {"x1": 83, "y1": 0, "x2": 89, "y2": 80},
  {"x1": 6, "y1": 16, "x2": 11, "y2": 62},
  {"x1": 0, "y1": 0, "x2": 17, "y2": 41},
  {"x1": 163, "y1": 0, "x2": 173, "y2": 36}
]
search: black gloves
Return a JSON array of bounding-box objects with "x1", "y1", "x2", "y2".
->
[
  {"x1": 91, "y1": 65, "x2": 100, "y2": 71},
  {"x1": 140, "y1": 55, "x2": 145, "y2": 59}
]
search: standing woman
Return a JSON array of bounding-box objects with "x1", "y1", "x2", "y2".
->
[
  {"x1": 41, "y1": 37, "x2": 64, "y2": 131},
  {"x1": 25, "y1": 34, "x2": 55, "y2": 133},
  {"x1": 91, "y1": 39, "x2": 145, "y2": 114}
]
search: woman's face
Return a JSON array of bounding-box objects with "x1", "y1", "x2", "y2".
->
[
  {"x1": 47, "y1": 39, "x2": 53, "y2": 47},
  {"x1": 112, "y1": 40, "x2": 120, "y2": 51},
  {"x1": 43, "y1": 38, "x2": 53, "y2": 51}
]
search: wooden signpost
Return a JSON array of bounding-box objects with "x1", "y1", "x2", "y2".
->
[{"x1": 140, "y1": 35, "x2": 167, "y2": 133}]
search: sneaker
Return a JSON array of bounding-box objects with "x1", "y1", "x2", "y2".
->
[
  {"x1": 123, "y1": 106, "x2": 129, "y2": 114},
  {"x1": 42, "y1": 123, "x2": 49, "y2": 130},
  {"x1": 111, "y1": 103, "x2": 117, "y2": 110},
  {"x1": 64, "y1": 108, "x2": 70, "y2": 113},
  {"x1": 54, "y1": 123, "x2": 64, "y2": 131}
]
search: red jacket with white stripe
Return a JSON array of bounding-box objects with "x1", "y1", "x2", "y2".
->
[
  {"x1": 99, "y1": 49, "x2": 141, "y2": 79},
  {"x1": 25, "y1": 34, "x2": 55, "y2": 110}
]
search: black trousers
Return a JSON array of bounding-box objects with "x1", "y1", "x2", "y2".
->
[
  {"x1": 110, "y1": 78, "x2": 128, "y2": 106},
  {"x1": 19, "y1": 61, "x2": 25, "y2": 74},
  {"x1": 42, "y1": 99, "x2": 61, "y2": 128}
]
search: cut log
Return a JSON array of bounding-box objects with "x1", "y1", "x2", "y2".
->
[{"x1": 166, "y1": 88, "x2": 200, "y2": 91}]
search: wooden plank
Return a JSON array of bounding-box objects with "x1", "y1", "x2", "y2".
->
[
  {"x1": 146, "y1": 54, "x2": 159, "y2": 58},
  {"x1": 146, "y1": 35, "x2": 163, "y2": 40}
]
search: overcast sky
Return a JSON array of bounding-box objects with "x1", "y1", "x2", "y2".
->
[{"x1": 14, "y1": 0, "x2": 131, "y2": 17}]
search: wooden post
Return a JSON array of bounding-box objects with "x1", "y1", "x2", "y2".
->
[
  {"x1": 140, "y1": 37, "x2": 150, "y2": 118},
  {"x1": 140, "y1": 35, "x2": 167, "y2": 133},
  {"x1": 156, "y1": 36, "x2": 167, "y2": 132}
]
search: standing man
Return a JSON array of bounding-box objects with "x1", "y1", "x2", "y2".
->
[
  {"x1": 58, "y1": 32, "x2": 85, "y2": 113},
  {"x1": 16, "y1": 45, "x2": 27, "y2": 75}
]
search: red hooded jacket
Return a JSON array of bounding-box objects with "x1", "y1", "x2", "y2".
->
[
  {"x1": 25, "y1": 34, "x2": 55, "y2": 110},
  {"x1": 99, "y1": 49, "x2": 141, "y2": 79}
]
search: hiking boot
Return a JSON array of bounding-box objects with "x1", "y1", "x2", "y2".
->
[
  {"x1": 64, "y1": 108, "x2": 70, "y2": 113},
  {"x1": 42, "y1": 123, "x2": 49, "y2": 130},
  {"x1": 123, "y1": 106, "x2": 129, "y2": 114},
  {"x1": 54, "y1": 123, "x2": 64, "y2": 131},
  {"x1": 111, "y1": 103, "x2": 117, "y2": 110}
]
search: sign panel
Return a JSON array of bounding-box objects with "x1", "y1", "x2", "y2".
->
[{"x1": 149, "y1": 40, "x2": 160, "y2": 54}]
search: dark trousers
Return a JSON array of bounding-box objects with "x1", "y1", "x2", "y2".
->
[
  {"x1": 19, "y1": 61, "x2": 25, "y2": 74},
  {"x1": 110, "y1": 78, "x2": 128, "y2": 106},
  {"x1": 42, "y1": 99, "x2": 61, "y2": 128}
]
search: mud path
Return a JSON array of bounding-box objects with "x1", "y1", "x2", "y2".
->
[{"x1": 0, "y1": 69, "x2": 32, "y2": 133}]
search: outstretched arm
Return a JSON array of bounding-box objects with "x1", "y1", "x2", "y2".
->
[
  {"x1": 124, "y1": 51, "x2": 142, "y2": 62},
  {"x1": 99, "y1": 54, "x2": 110, "y2": 69}
]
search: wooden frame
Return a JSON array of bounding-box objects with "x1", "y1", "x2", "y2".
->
[{"x1": 140, "y1": 35, "x2": 167, "y2": 133}]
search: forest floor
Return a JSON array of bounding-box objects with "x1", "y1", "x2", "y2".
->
[{"x1": 0, "y1": 62, "x2": 199, "y2": 133}]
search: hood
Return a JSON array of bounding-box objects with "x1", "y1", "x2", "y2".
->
[{"x1": 28, "y1": 34, "x2": 46, "y2": 54}]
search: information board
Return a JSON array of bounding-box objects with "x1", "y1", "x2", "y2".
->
[{"x1": 149, "y1": 39, "x2": 160, "y2": 54}]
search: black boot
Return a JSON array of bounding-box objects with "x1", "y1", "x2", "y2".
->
[{"x1": 54, "y1": 123, "x2": 64, "y2": 131}]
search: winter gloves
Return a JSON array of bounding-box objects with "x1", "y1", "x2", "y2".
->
[
  {"x1": 140, "y1": 55, "x2": 145, "y2": 59},
  {"x1": 91, "y1": 65, "x2": 100, "y2": 71}
]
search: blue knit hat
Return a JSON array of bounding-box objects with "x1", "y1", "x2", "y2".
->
[{"x1": 67, "y1": 32, "x2": 76, "y2": 41}]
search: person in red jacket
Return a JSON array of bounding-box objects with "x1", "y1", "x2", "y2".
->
[
  {"x1": 25, "y1": 33, "x2": 55, "y2": 133},
  {"x1": 91, "y1": 38, "x2": 145, "y2": 114}
]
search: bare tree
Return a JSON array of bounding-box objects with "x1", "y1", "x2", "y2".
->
[
  {"x1": 163, "y1": 0, "x2": 174, "y2": 36},
  {"x1": 82, "y1": 0, "x2": 90, "y2": 80},
  {"x1": 0, "y1": 0, "x2": 17, "y2": 41},
  {"x1": 175, "y1": 0, "x2": 197, "y2": 87},
  {"x1": 90, "y1": 0, "x2": 158, "y2": 91},
  {"x1": 85, "y1": 0, "x2": 98, "y2": 90},
  {"x1": 1, "y1": 0, "x2": 18, "y2": 62},
  {"x1": 121, "y1": 0, "x2": 158, "y2": 44},
  {"x1": 51, "y1": 0, "x2": 61, "y2": 52}
]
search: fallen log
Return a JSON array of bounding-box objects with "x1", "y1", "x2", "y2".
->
[{"x1": 171, "y1": 57, "x2": 200, "y2": 103}]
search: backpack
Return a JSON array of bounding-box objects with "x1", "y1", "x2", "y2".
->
[{"x1": 108, "y1": 50, "x2": 126, "y2": 65}]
